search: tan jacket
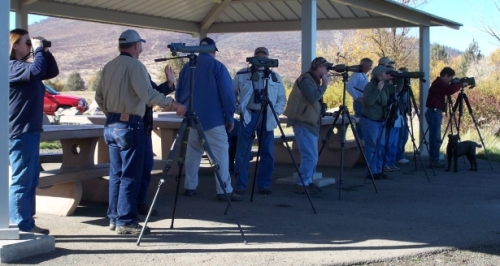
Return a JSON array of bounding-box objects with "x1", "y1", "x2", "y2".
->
[
  {"x1": 283, "y1": 72, "x2": 321, "y2": 127},
  {"x1": 95, "y1": 54, "x2": 174, "y2": 117}
]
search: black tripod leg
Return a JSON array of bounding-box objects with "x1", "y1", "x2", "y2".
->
[
  {"x1": 462, "y1": 94, "x2": 494, "y2": 170},
  {"x1": 268, "y1": 103, "x2": 317, "y2": 213},
  {"x1": 345, "y1": 113, "x2": 379, "y2": 193},
  {"x1": 192, "y1": 119, "x2": 247, "y2": 243},
  {"x1": 136, "y1": 118, "x2": 190, "y2": 246},
  {"x1": 249, "y1": 109, "x2": 267, "y2": 203},
  {"x1": 169, "y1": 125, "x2": 190, "y2": 229},
  {"x1": 318, "y1": 112, "x2": 340, "y2": 157},
  {"x1": 402, "y1": 111, "x2": 432, "y2": 182}
]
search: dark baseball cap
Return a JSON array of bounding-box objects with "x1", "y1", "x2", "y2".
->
[
  {"x1": 254, "y1": 47, "x2": 269, "y2": 55},
  {"x1": 199, "y1": 37, "x2": 218, "y2": 52}
]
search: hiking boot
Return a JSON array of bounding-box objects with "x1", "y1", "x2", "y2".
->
[
  {"x1": 257, "y1": 188, "x2": 272, "y2": 195},
  {"x1": 308, "y1": 183, "x2": 322, "y2": 193},
  {"x1": 137, "y1": 204, "x2": 158, "y2": 216},
  {"x1": 184, "y1": 189, "x2": 197, "y2": 196},
  {"x1": 233, "y1": 188, "x2": 245, "y2": 195},
  {"x1": 25, "y1": 225, "x2": 49, "y2": 235},
  {"x1": 387, "y1": 165, "x2": 400, "y2": 171},
  {"x1": 116, "y1": 223, "x2": 150, "y2": 235},
  {"x1": 216, "y1": 192, "x2": 244, "y2": 201},
  {"x1": 109, "y1": 223, "x2": 116, "y2": 231},
  {"x1": 293, "y1": 184, "x2": 318, "y2": 195}
]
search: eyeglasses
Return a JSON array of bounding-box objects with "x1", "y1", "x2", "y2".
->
[{"x1": 25, "y1": 40, "x2": 32, "y2": 46}]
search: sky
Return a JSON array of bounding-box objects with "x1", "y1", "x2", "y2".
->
[{"x1": 8, "y1": 0, "x2": 500, "y2": 56}]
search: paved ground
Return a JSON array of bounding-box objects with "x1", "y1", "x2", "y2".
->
[{"x1": 5, "y1": 156, "x2": 500, "y2": 265}]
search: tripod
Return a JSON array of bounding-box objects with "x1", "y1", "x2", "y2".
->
[
  {"x1": 137, "y1": 53, "x2": 247, "y2": 246},
  {"x1": 318, "y1": 71, "x2": 378, "y2": 200},
  {"x1": 441, "y1": 87, "x2": 493, "y2": 170},
  {"x1": 227, "y1": 67, "x2": 317, "y2": 213},
  {"x1": 382, "y1": 81, "x2": 431, "y2": 182}
]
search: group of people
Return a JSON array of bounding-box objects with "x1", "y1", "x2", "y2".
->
[
  {"x1": 347, "y1": 57, "x2": 468, "y2": 180},
  {"x1": 8, "y1": 27, "x2": 466, "y2": 236}
]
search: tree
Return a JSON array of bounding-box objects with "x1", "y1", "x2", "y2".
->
[
  {"x1": 431, "y1": 44, "x2": 449, "y2": 62},
  {"x1": 88, "y1": 68, "x2": 103, "y2": 91},
  {"x1": 65, "y1": 71, "x2": 86, "y2": 91},
  {"x1": 481, "y1": 1, "x2": 500, "y2": 45},
  {"x1": 456, "y1": 39, "x2": 483, "y2": 77}
]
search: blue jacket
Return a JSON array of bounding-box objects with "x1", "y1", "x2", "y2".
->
[
  {"x1": 175, "y1": 53, "x2": 234, "y2": 130},
  {"x1": 9, "y1": 47, "x2": 59, "y2": 138}
]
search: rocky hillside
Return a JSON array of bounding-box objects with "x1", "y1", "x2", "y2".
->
[{"x1": 28, "y1": 17, "x2": 350, "y2": 85}]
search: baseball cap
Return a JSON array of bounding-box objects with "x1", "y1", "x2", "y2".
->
[
  {"x1": 254, "y1": 47, "x2": 269, "y2": 55},
  {"x1": 371, "y1": 65, "x2": 388, "y2": 76},
  {"x1": 378, "y1": 56, "x2": 395, "y2": 66},
  {"x1": 199, "y1": 37, "x2": 218, "y2": 52},
  {"x1": 119, "y1": 29, "x2": 146, "y2": 44},
  {"x1": 310, "y1": 57, "x2": 329, "y2": 70}
]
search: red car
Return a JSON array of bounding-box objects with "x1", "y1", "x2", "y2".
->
[{"x1": 43, "y1": 85, "x2": 89, "y2": 115}]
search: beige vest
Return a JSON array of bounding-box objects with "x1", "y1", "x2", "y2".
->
[{"x1": 283, "y1": 72, "x2": 321, "y2": 126}]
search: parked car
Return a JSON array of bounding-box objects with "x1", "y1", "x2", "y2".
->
[{"x1": 43, "y1": 85, "x2": 89, "y2": 115}]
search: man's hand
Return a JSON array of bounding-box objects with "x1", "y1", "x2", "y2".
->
[
  {"x1": 226, "y1": 122, "x2": 234, "y2": 133},
  {"x1": 172, "y1": 102, "x2": 186, "y2": 116},
  {"x1": 165, "y1": 65, "x2": 176, "y2": 87},
  {"x1": 377, "y1": 80, "x2": 384, "y2": 90},
  {"x1": 321, "y1": 73, "x2": 330, "y2": 86}
]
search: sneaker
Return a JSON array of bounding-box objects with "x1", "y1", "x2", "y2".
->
[
  {"x1": 137, "y1": 204, "x2": 158, "y2": 216},
  {"x1": 109, "y1": 223, "x2": 116, "y2": 231},
  {"x1": 397, "y1": 158, "x2": 410, "y2": 164},
  {"x1": 308, "y1": 183, "x2": 322, "y2": 193},
  {"x1": 388, "y1": 165, "x2": 400, "y2": 171},
  {"x1": 116, "y1": 223, "x2": 150, "y2": 235},
  {"x1": 366, "y1": 174, "x2": 381, "y2": 180},
  {"x1": 26, "y1": 225, "x2": 50, "y2": 235},
  {"x1": 383, "y1": 165, "x2": 394, "y2": 172},
  {"x1": 216, "y1": 193, "x2": 244, "y2": 201},
  {"x1": 293, "y1": 184, "x2": 318, "y2": 195},
  {"x1": 257, "y1": 188, "x2": 272, "y2": 195},
  {"x1": 184, "y1": 189, "x2": 197, "y2": 196},
  {"x1": 233, "y1": 188, "x2": 245, "y2": 195}
]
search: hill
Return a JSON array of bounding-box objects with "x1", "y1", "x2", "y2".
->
[{"x1": 28, "y1": 17, "x2": 350, "y2": 85}]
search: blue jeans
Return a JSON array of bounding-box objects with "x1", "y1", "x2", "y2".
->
[
  {"x1": 353, "y1": 100, "x2": 364, "y2": 140},
  {"x1": 9, "y1": 132, "x2": 40, "y2": 232},
  {"x1": 234, "y1": 111, "x2": 274, "y2": 190},
  {"x1": 396, "y1": 115, "x2": 409, "y2": 161},
  {"x1": 425, "y1": 109, "x2": 442, "y2": 163},
  {"x1": 104, "y1": 113, "x2": 145, "y2": 226},
  {"x1": 385, "y1": 127, "x2": 400, "y2": 166},
  {"x1": 360, "y1": 117, "x2": 385, "y2": 174},
  {"x1": 292, "y1": 125, "x2": 318, "y2": 186},
  {"x1": 137, "y1": 134, "x2": 153, "y2": 206}
]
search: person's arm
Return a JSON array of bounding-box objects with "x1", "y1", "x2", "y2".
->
[
  {"x1": 130, "y1": 63, "x2": 174, "y2": 108},
  {"x1": 29, "y1": 48, "x2": 47, "y2": 80},
  {"x1": 41, "y1": 50, "x2": 59, "y2": 80},
  {"x1": 94, "y1": 70, "x2": 106, "y2": 116},
  {"x1": 298, "y1": 77, "x2": 327, "y2": 104},
  {"x1": 363, "y1": 82, "x2": 383, "y2": 106}
]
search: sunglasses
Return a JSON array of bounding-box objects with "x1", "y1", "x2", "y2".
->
[{"x1": 25, "y1": 40, "x2": 32, "y2": 46}]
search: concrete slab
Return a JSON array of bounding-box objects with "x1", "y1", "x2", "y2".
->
[{"x1": 0, "y1": 233, "x2": 55, "y2": 263}]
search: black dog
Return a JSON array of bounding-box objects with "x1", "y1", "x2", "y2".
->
[{"x1": 445, "y1": 134, "x2": 482, "y2": 172}]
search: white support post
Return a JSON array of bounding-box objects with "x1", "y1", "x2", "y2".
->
[
  {"x1": 419, "y1": 26, "x2": 430, "y2": 156},
  {"x1": 1, "y1": 0, "x2": 19, "y2": 241},
  {"x1": 301, "y1": 0, "x2": 316, "y2": 73},
  {"x1": 15, "y1": 2, "x2": 29, "y2": 30}
]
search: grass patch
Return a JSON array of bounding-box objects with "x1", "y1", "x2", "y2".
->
[{"x1": 40, "y1": 141, "x2": 62, "y2": 150}]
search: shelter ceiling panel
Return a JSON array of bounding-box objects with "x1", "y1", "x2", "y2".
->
[
  {"x1": 317, "y1": 1, "x2": 341, "y2": 19},
  {"x1": 238, "y1": 2, "x2": 273, "y2": 21},
  {"x1": 265, "y1": 1, "x2": 300, "y2": 20},
  {"x1": 229, "y1": 3, "x2": 260, "y2": 21},
  {"x1": 223, "y1": 5, "x2": 247, "y2": 21},
  {"x1": 329, "y1": 1, "x2": 356, "y2": 18},
  {"x1": 248, "y1": 2, "x2": 286, "y2": 21}
]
